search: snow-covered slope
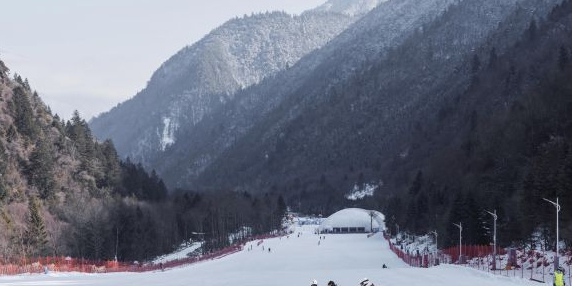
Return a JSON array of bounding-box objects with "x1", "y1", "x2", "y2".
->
[
  {"x1": 90, "y1": 1, "x2": 366, "y2": 164},
  {"x1": 315, "y1": 0, "x2": 386, "y2": 16},
  {"x1": 154, "y1": 0, "x2": 459, "y2": 190},
  {"x1": 0, "y1": 224, "x2": 543, "y2": 286}
]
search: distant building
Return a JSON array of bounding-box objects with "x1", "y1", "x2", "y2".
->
[{"x1": 319, "y1": 208, "x2": 385, "y2": 233}]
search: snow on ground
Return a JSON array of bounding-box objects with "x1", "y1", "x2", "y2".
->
[
  {"x1": 152, "y1": 242, "x2": 203, "y2": 264},
  {"x1": 0, "y1": 225, "x2": 544, "y2": 286},
  {"x1": 391, "y1": 233, "x2": 437, "y2": 256}
]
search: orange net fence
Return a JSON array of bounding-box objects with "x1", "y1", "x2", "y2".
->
[{"x1": 0, "y1": 233, "x2": 283, "y2": 275}]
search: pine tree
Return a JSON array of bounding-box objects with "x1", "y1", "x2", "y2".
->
[
  {"x1": 0, "y1": 140, "x2": 7, "y2": 200},
  {"x1": 0, "y1": 140, "x2": 7, "y2": 175},
  {"x1": 276, "y1": 195, "x2": 287, "y2": 227},
  {"x1": 11, "y1": 87, "x2": 38, "y2": 140},
  {"x1": 25, "y1": 197, "x2": 48, "y2": 256},
  {"x1": 66, "y1": 111, "x2": 96, "y2": 172},
  {"x1": 6, "y1": 125, "x2": 17, "y2": 143},
  {"x1": 100, "y1": 139, "x2": 122, "y2": 189},
  {"x1": 27, "y1": 139, "x2": 55, "y2": 199}
]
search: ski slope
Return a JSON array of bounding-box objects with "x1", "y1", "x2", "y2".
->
[{"x1": 0, "y1": 225, "x2": 544, "y2": 286}]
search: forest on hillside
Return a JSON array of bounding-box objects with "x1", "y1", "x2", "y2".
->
[
  {"x1": 0, "y1": 61, "x2": 287, "y2": 262},
  {"x1": 380, "y1": 0, "x2": 572, "y2": 250}
]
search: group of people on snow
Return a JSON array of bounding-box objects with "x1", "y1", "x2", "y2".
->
[{"x1": 310, "y1": 278, "x2": 375, "y2": 286}]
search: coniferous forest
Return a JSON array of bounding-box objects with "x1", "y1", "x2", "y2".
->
[{"x1": 0, "y1": 62, "x2": 287, "y2": 262}]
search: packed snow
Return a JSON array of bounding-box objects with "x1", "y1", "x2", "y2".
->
[
  {"x1": 0, "y1": 222, "x2": 544, "y2": 286},
  {"x1": 152, "y1": 242, "x2": 203, "y2": 265}
]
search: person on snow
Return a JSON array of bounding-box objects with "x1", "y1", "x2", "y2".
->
[
  {"x1": 359, "y1": 278, "x2": 375, "y2": 286},
  {"x1": 327, "y1": 281, "x2": 337, "y2": 286},
  {"x1": 554, "y1": 266, "x2": 566, "y2": 286},
  {"x1": 382, "y1": 264, "x2": 388, "y2": 269},
  {"x1": 311, "y1": 279, "x2": 318, "y2": 286}
]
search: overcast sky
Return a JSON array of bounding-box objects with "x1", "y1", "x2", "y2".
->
[{"x1": 0, "y1": 0, "x2": 324, "y2": 120}]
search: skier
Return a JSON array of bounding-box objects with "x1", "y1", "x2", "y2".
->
[
  {"x1": 328, "y1": 281, "x2": 337, "y2": 286},
  {"x1": 311, "y1": 279, "x2": 318, "y2": 286},
  {"x1": 359, "y1": 278, "x2": 375, "y2": 286},
  {"x1": 268, "y1": 248, "x2": 271, "y2": 253},
  {"x1": 554, "y1": 266, "x2": 566, "y2": 286},
  {"x1": 382, "y1": 264, "x2": 387, "y2": 269}
]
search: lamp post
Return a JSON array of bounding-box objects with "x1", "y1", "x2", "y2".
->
[
  {"x1": 453, "y1": 222, "x2": 463, "y2": 264},
  {"x1": 543, "y1": 197, "x2": 561, "y2": 269},
  {"x1": 486, "y1": 210, "x2": 497, "y2": 270}
]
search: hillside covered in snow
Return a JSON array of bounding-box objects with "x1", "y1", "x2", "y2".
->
[{"x1": 90, "y1": 0, "x2": 370, "y2": 166}]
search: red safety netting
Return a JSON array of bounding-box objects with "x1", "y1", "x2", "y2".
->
[{"x1": 0, "y1": 232, "x2": 284, "y2": 275}]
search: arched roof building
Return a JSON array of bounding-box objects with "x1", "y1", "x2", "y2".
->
[{"x1": 319, "y1": 208, "x2": 385, "y2": 233}]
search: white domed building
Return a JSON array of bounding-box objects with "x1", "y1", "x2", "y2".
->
[{"x1": 319, "y1": 208, "x2": 385, "y2": 233}]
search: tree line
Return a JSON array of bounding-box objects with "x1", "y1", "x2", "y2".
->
[
  {"x1": 0, "y1": 62, "x2": 288, "y2": 263},
  {"x1": 381, "y1": 0, "x2": 572, "y2": 250}
]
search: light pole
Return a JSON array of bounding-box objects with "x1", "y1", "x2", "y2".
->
[
  {"x1": 453, "y1": 222, "x2": 463, "y2": 264},
  {"x1": 543, "y1": 197, "x2": 561, "y2": 269},
  {"x1": 486, "y1": 210, "x2": 497, "y2": 270}
]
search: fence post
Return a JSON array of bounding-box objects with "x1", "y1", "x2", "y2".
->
[{"x1": 543, "y1": 256, "x2": 545, "y2": 283}]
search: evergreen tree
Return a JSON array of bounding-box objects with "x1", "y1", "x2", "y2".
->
[
  {"x1": 0, "y1": 141, "x2": 7, "y2": 200},
  {"x1": 27, "y1": 139, "x2": 55, "y2": 199},
  {"x1": 12, "y1": 87, "x2": 38, "y2": 140},
  {"x1": 0, "y1": 140, "x2": 7, "y2": 176},
  {"x1": 99, "y1": 139, "x2": 122, "y2": 189},
  {"x1": 66, "y1": 111, "x2": 96, "y2": 172},
  {"x1": 6, "y1": 125, "x2": 17, "y2": 142},
  {"x1": 25, "y1": 197, "x2": 48, "y2": 256}
]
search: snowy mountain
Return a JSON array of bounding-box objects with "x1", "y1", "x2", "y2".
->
[
  {"x1": 90, "y1": 1, "x2": 368, "y2": 164},
  {"x1": 153, "y1": 0, "x2": 460, "y2": 190},
  {"x1": 149, "y1": 0, "x2": 563, "y2": 198},
  {"x1": 315, "y1": 0, "x2": 386, "y2": 16}
]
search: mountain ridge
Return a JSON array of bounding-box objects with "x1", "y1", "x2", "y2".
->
[{"x1": 90, "y1": 3, "x2": 371, "y2": 164}]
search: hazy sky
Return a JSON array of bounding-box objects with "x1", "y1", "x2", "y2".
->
[{"x1": 0, "y1": 0, "x2": 324, "y2": 120}]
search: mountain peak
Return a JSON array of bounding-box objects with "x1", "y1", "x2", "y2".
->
[{"x1": 314, "y1": 0, "x2": 385, "y2": 16}]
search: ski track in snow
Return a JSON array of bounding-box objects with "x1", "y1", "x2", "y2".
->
[{"x1": 0, "y1": 225, "x2": 542, "y2": 286}]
